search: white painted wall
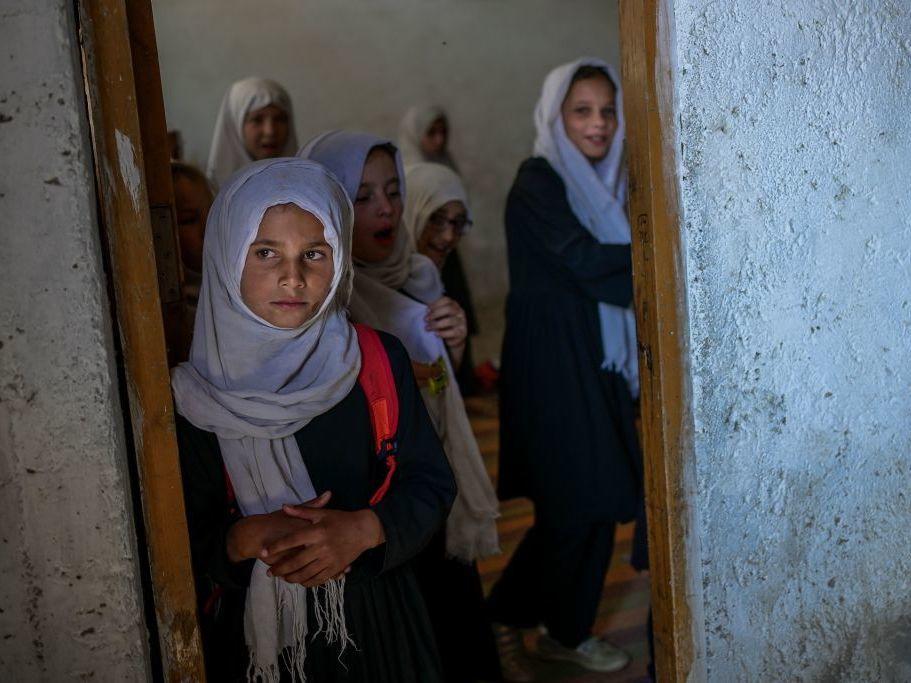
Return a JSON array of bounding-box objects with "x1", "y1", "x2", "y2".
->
[
  {"x1": 151, "y1": 0, "x2": 621, "y2": 361},
  {"x1": 0, "y1": 0, "x2": 151, "y2": 679},
  {"x1": 672, "y1": 0, "x2": 911, "y2": 679}
]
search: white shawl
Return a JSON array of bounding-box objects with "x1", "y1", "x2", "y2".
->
[
  {"x1": 171, "y1": 158, "x2": 358, "y2": 682},
  {"x1": 299, "y1": 131, "x2": 500, "y2": 562},
  {"x1": 206, "y1": 77, "x2": 299, "y2": 189},
  {"x1": 533, "y1": 57, "x2": 639, "y2": 397}
]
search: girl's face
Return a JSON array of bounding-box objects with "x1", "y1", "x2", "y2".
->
[
  {"x1": 416, "y1": 199, "x2": 468, "y2": 270},
  {"x1": 560, "y1": 76, "x2": 618, "y2": 163},
  {"x1": 242, "y1": 104, "x2": 290, "y2": 160},
  {"x1": 240, "y1": 204, "x2": 334, "y2": 328},
  {"x1": 172, "y1": 173, "x2": 212, "y2": 273},
  {"x1": 420, "y1": 117, "x2": 448, "y2": 157},
  {"x1": 352, "y1": 148, "x2": 403, "y2": 263}
]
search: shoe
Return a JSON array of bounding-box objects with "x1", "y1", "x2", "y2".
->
[
  {"x1": 535, "y1": 633, "x2": 630, "y2": 673},
  {"x1": 492, "y1": 623, "x2": 536, "y2": 682}
]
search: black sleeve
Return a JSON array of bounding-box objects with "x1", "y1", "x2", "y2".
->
[
  {"x1": 175, "y1": 414, "x2": 255, "y2": 591},
  {"x1": 506, "y1": 157, "x2": 633, "y2": 306},
  {"x1": 370, "y1": 332, "x2": 457, "y2": 573}
]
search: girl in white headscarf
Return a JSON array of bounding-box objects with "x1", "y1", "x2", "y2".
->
[
  {"x1": 206, "y1": 78, "x2": 298, "y2": 189},
  {"x1": 172, "y1": 157, "x2": 455, "y2": 683},
  {"x1": 300, "y1": 131, "x2": 502, "y2": 683},
  {"x1": 397, "y1": 104, "x2": 459, "y2": 171},
  {"x1": 486, "y1": 58, "x2": 643, "y2": 679}
]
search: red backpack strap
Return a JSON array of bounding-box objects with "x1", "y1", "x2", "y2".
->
[{"x1": 353, "y1": 323, "x2": 400, "y2": 505}]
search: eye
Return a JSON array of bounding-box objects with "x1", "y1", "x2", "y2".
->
[
  {"x1": 303, "y1": 250, "x2": 326, "y2": 261},
  {"x1": 255, "y1": 247, "x2": 276, "y2": 259},
  {"x1": 355, "y1": 194, "x2": 370, "y2": 204},
  {"x1": 575, "y1": 106, "x2": 591, "y2": 115}
]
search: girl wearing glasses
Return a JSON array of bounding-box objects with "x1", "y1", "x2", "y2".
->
[{"x1": 300, "y1": 132, "x2": 501, "y2": 683}]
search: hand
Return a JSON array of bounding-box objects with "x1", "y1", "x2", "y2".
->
[
  {"x1": 225, "y1": 491, "x2": 331, "y2": 564},
  {"x1": 260, "y1": 507, "x2": 385, "y2": 588},
  {"x1": 425, "y1": 296, "x2": 467, "y2": 366}
]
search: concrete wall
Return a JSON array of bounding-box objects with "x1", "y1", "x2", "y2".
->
[
  {"x1": 672, "y1": 0, "x2": 911, "y2": 680},
  {"x1": 151, "y1": 0, "x2": 621, "y2": 361},
  {"x1": 0, "y1": 0, "x2": 151, "y2": 679}
]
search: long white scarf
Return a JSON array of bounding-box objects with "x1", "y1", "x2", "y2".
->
[
  {"x1": 533, "y1": 57, "x2": 639, "y2": 397},
  {"x1": 206, "y1": 78, "x2": 299, "y2": 189},
  {"x1": 300, "y1": 131, "x2": 500, "y2": 562},
  {"x1": 171, "y1": 159, "x2": 358, "y2": 682}
]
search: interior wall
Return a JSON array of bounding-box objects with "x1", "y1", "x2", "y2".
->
[
  {"x1": 671, "y1": 0, "x2": 911, "y2": 679},
  {"x1": 0, "y1": 0, "x2": 151, "y2": 679},
  {"x1": 151, "y1": 0, "x2": 621, "y2": 361}
]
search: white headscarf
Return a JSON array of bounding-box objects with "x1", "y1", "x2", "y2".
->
[
  {"x1": 534, "y1": 57, "x2": 639, "y2": 397},
  {"x1": 397, "y1": 104, "x2": 460, "y2": 172},
  {"x1": 171, "y1": 158, "x2": 358, "y2": 682},
  {"x1": 206, "y1": 78, "x2": 299, "y2": 189},
  {"x1": 300, "y1": 131, "x2": 500, "y2": 562},
  {"x1": 402, "y1": 162, "x2": 471, "y2": 249}
]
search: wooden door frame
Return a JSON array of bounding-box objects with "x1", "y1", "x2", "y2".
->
[
  {"x1": 73, "y1": 0, "x2": 701, "y2": 679},
  {"x1": 619, "y1": 1, "x2": 705, "y2": 681},
  {"x1": 75, "y1": 0, "x2": 206, "y2": 679}
]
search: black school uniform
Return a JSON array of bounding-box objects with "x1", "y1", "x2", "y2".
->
[
  {"x1": 488, "y1": 157, "x2": 644, "y2": 647},
  {"x1": 177, "y1": 332, "x2": 457, "y2": 682}
]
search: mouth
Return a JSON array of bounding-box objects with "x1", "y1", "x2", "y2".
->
[
  {"x1": 372, "y1": 226, "x2": 396, "y2": 246},
  {"x1": 585, "y1": 134, "x2": 609, "y2": 147},
  {"x1": 271, "y1": 299, "x2": 309, "y2": 310},
  {"x1": 259, "y1": 142, "x2": 280, "y2": 153}
]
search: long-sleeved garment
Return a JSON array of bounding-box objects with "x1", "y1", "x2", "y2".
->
[
  {"x1": 497, "y1": 156, "x2": 643, "y2": 527},
  {"x1": 177, "y1": 332, "x2": 457, "y2": 682}
]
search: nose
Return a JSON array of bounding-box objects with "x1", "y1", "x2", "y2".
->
[
  {"x1": 279, "y1": 259, "x2": 306, "y2": 288},
  {"x1": 439, "y1": 223, "x2": 457, "y2": 245},
  {"x1": 262, "y1": 117, "x2": 276, "y2": 138},
  {"x1": 376, "y1": 192, "x2": 394, "y2": 217}
]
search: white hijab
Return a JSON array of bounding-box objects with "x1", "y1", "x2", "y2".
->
[
  {"x1": 402, "y1": 162, "x2": 471, "y2": 249},
  {"x1": 398, "y1": 104, "x2": 460, "y2": 172},
  {"x1": 534, "y1": 57, "x2": 639, "y2": 397},
  {"x1": 300, "y1": 131, "x2": 500, "y2": 562},
  {"x1": 171, "y1": 158, "x2": 358, "y2": 682},
  {"x1": 206, "y1": 78, "x2": 299, "y2": 189}
]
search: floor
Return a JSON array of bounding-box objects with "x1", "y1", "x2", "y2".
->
[{"x1": 466, "y1": 395, "x2": 652, "y2": 683}]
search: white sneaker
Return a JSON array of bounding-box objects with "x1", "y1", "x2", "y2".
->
[{"x1": 535, "y1": 633, "x2": 630, "y2": 673}]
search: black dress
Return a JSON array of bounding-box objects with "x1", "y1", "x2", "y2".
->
[
  {"x1": 497, "y1": 156, "x2": 642, "y2": 527},
  {"x1": 487, "y1": 157, "x2": 644, "y2": 647},
  {"x1": 176, "y1": 332, "x2": 457, "y2": 682},
  {"x1": 441, "y1": 248, "x2": 480, "y2": 395}
]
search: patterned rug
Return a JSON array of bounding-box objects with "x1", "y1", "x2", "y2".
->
[{"x1": 466, "y1": 396, "x2": 652, "y2": 683}]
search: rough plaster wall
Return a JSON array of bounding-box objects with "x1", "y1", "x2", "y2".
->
[
  {"x1": 151, "y1": 0, "x2": 620, "y2": 362},
  {"x1": 672, "y1": 0, "x2": 911, "y2": 680},
  {"x1": 0, "y1": 1, "x2": 151, "y2": 679}
]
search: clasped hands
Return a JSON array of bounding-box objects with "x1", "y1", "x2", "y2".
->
[{"x1": 226, "y1": 491, "x2": 385, "y2": 588}]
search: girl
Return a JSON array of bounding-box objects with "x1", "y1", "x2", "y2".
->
[
  {"x1": 402, "y1": 162, "x2": 471, "y2": 272},
  {"x1": 487, "y1": 58, "x2": 643, "y2": 676},
  {"x1": 172, "y1": 158, "x2": 456, "y2": 682},
  {"x1": 300, "y1": 132, "x2": 501, "y2": 683},
  {"x1": 206, "y1": 77, "x2": 298, "y2": 188},
  {"x1": 399, "y1": 107, "x2": 481, "y2": 394},
  {"x1": 397, "y1": 104, "x2": 457, "y2": 171}
]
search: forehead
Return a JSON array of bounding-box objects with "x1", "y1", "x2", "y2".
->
[
  {"x1": 245, "y1": 103, "x2": 287, "y2": 120},
  {"x1": 564, "y1": 76, "x2": 616, "y2": 104},
  {"x1": 360, "y1": 148, "x2": 399, "y2": 183},
  {"x1": 257, "y1": 204, "x2": 327, "y2": 239}
]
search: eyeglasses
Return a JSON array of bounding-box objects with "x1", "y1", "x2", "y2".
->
[{"x1": 426, "y1": 212, "x2": 473, "y2": 235}]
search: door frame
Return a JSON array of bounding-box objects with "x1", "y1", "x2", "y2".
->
[{"x1": 619, "y1": 1, "x2": 704, "y2": 680}]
